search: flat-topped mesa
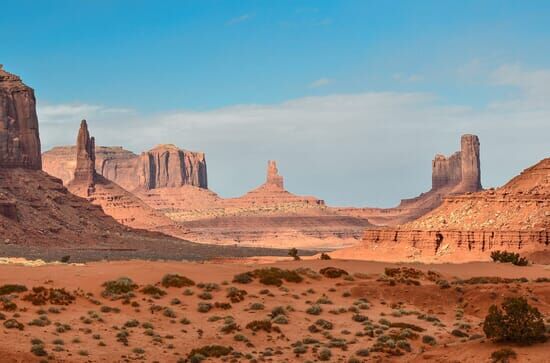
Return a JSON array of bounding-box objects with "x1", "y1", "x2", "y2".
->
[
  {"x1": 265, "y1": 160, "x2": 284, "y2": 189},
  {"x1": 72, "y1": 120, "x2": 96, "y2": 187},
  {"x1": 139, "y1": 144, "x2": 208, "y2": 190},
  {"x1": 0, "y1": 66, "x2": 41, "y2": 169},
  {"x1": 430, "y1": 134, "x2": 482, "y2": 193}
]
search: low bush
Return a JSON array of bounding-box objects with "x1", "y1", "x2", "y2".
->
[
  {"x1": 491, "y1": 348, "x2": 517, "y2": 363},
  {"x1": 320, "y1": 253, "x2": 331, "y2": 260},
  {"x1": 491, "y1": 251, "x2": 528, "y2": 266},
  {"x1": 0, "y1": 284, "x2": 27, "y2": 295},
  {"x1": 483, "y1": 297, "x2": 546, "y2": 344},
  {"x1": 102, "y1": 277, "x2": 137, "y2": 299},
  {"x1": 187, "y1": 345, "x2": 232, "y2": 359},
  {"x1": 161, "y1": 274, "x2": 195, "y2": 288},
  {"x1": 319, "y1": 267, "x2": 349, "y2": 278}
]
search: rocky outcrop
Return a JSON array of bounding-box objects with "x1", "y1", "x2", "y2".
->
[
  {"x1": 354, "y1": 157, "x2": 550, "y2": 262},
  {"x1": 72, "y1": 120, "x2": 96, "y2": 187},
  {"x1": 335, "y1": 134, "x2": 483, "y2": 226},
  {"x1": 43, "y1": 144, "x2": 208, "y2": 191},
  {"x1": 431, "y1": 134, "x2": 481, "y2": 192},
  {"x1": 266, "y1": 160, "x2": 284, "y2": 189},
  {"x1": 0, "y1": 65, "x2": 41, "y2": 169}
]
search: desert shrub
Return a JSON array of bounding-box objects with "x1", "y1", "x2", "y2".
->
[
  {"x1": 491, "y1": 251, "x2": 528, "y2": 266},
  {"x1": 271, "y1": 306, "x2": 286, "y2": 317},
  {"x1": 22, "y1": 287, "x2": 75, "y2": 305},
  {"x1": 198, "y1": 283, "x2": 220, "y2": 292},
  {"x1": 318, "y1": 348, "x2": 332, "y2": 361},
  {"x1": 30, "y1": 344, "x2": 47, "y2": 357},
  {"x1": 124, "y1": 319, "x2": 140, "y2": 328},
  {"x1": 0, "y1": 284, "x2": 27, "y2": 295},
  {"x1": 320, "y1": 253, "x2": 331, "y2": 260},
  {"x1": 161, "y1": 274, "x2": 195, "y2": 288},
  {"x1": 102, "y1": 277, "x2": 137, "y2": 299},
  {"x1": 455, "y1": 277, "x2": 528, "y2": 285},
  {"x1": 422, "y1": 335, "x2": 437, "y2": 346},
  {"x1": 4, "y1": 319, "x2": 25, "y2": 330},
  {"x1": 232, "y1": 272, "x2": 253, "y2": 284},
  {"x1": 491, "y1": 348, "x2": 517, "y2": 363},
  {"x1": 141, "y1": 285, "x2": 166, "y2": 297},
  {"x1": 319, "y1": 267, "x2": 349, "y2": 278},
  {"x1": 390, "y1": 322, "x2": 425, "y2": 332},
  {"x1": 315, "y1": 319, "x2": 333, "y2": 330},
  {"x1": 60, "y1": 255, "x2": 71, "y2": 263},
  {"x1": 226, "y1": 287, "x2": 247, "y2": 303},
  {"x1": 188, "y1": 345, "x2": 232, "y2": 359},
  {"x1": 214, "y1": 302, "x2": 232, "y2": 310},
  {"x1": 356, "y1": 348, "x2": 370, "y2": 357},
  {"x1": 198, "y1": 291, "x2": 213, "y2": 300},
  {"x1": 245, "y1": 320, "x2": 280, "y2": 333},
  {"x1": 483, "y1": 297, "x2": 546, "y2": 344},
  {"x1": 249, "y1": 302, "x2": 264, "y2": 310},
  {"x1": 452, "y1": 329, "x2": 469, "y2": 338},
  {"x1": 306, "y1": 304, "x2": 322, "y2": 315},
  {"x1": 251, "y1": 268, "x2": 303, "y2": 286},
  {"x1": 197, "y1": 302, "x2": 212, "y2": 313},
  {"x1": 163, "y1": 307, "x2": 176, "y2": 318},
  {"x1": 272, "y1": 314, "x2": 289, "y2": 324},
  {"x1": 288, "y1": 248, "x2": 300, "y2": 261}
]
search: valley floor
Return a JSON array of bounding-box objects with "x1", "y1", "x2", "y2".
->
[{"x1": 0, "y1": 259, "x2": 548, "y2": 362}]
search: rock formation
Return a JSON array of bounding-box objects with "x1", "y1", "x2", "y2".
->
[
  {"x1": 43, "y1": 144, "x2": 208, "y2": 191},
  {"x1": 72, "y1": 120, "x2": 96, "y2": 188},
  {"x1": 342, "y1": 157, "x2": 550, "y2": 262},
  {"x1": 266, "y1": 160, "x2": 284, "y2": 189},
  {"x1": 0, "y1": 65, "x2": 41, "y2": 169},
  {"x1": 335, "y1": 134, "x2": 483, "y2": 226}
]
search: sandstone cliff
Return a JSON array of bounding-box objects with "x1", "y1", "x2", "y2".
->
[
  {"x1": 0, "y1": 65, "x2": 41, "y2": 169},
  {"x1": 43, "y1": 144, "x2": 207, "y2": 191}
]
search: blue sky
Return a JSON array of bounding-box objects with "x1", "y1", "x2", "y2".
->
[{"x1": 2, "y1": 1, "x2": 549, "y2": 206}]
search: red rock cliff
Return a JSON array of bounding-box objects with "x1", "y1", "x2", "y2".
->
[
  {"x1": 72, "y1": 120, "x2": 96, "y2": 186},
  {"x1": 0, "y1": 65, "x2": 41, "y2": 169}
]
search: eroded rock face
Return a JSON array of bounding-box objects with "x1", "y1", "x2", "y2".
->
[
  {"x1": 43, "y1": 144, "x2": 208, "y2": 191},
  {"x1": 0, "y1": 65, "x2": 41, "y2": 169},
  {"x1": 431, "y1": 134, "x2": 481, "y2": 192},
  {"x1": 266, "y1": 160, "x2": 284, "y2": 189},
  {"x1": 72, "y1": 120, "x2": 96, "y2": 186}
]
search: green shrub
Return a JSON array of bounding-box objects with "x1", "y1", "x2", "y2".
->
[
  {"x1": 490, "y1": 251, "x2": 528, "y2": 266},
  {"x1": 232, "y1": 272, "x2": 253, "y2": 284},
  {"x1": 422, "y1": 335, "x2": 437, "y2": 346},
  {"x1": 288, "y1": 248, "x2": 300, "y2": 260},
  {"x1": 483, "y1": 297, "x2": 546, "y2": 344},
  {"x1": 319, "y1": 267, "x2": 349, "y2": 278},
  {"x1": 0, "y1": 284, "x2": 28, "y2": 295},
  {"x1": 491, "y1": 348, "x2": 517, "y2": 363},
  {"x1": 141, "y1": 285, "x2": 166, "y2": 297},
  {"x1": 161, "y1": 274, "x2": 195, "y2": 288},
  {"x1": 102, "y1": 277, "x2": 137, "y2": 299},
  {"x1": 188, "y1": 345, "x2": 232, "y2": 359}
]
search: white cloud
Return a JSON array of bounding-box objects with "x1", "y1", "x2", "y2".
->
[
  {"x1": 309, "y1": 78, "x2": 332, "y2": 88},
  {"x1": 226, "y1": 14, "x2": 253, "y2": 25},
  {"x1": 37, "y1": 65, "x2": 550, "y2": 207}
]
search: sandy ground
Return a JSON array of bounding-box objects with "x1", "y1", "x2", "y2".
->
[{"x1": 0, "y1": 259, "x2": 548, "y2": 362}]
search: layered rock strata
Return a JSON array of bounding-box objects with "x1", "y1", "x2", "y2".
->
[
  {"x1": 0, "y1": 65, "x2": 41, "y2": 169},
  {"x1": 345, "y1": 158, "x2": 550, "y2": 262}
]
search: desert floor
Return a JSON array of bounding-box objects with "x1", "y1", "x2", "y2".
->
[{"x1": 0, "y1": 258, "x2": 548, "y2": 362}]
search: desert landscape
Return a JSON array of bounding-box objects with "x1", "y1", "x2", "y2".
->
[{"x1": 1, "y1": 2, "x2": 550, "y2": 362}]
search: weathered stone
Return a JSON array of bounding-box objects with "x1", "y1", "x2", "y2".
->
[
  {"x1": 266, "y1": 160, "x2": 284, "y2": 189},
  {"x1": 43, "y1": 144, "x2": 208, "y2": 191},
  {"x1": 72, "y1": 120, "x2": 96, "y2": 186},
  {"x1": 0, "y1": 65, "x2": 41, "y2": 169}
]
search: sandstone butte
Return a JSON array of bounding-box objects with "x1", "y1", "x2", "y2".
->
[
  {"x1": 332, "y1": 157, "x2": 550, "y2": 263},
  {"x1": 66, "y1": 120, "x2": 188, "y2": 236},
  {"x1": 334, "y1": 134, "x2": 483, "y2": 225},
  {"x1": 0, "y1": 67, "x2": 146, "y2": 246},
  {"x1": 43, "y1": 143, "x2": 208, "y2": 191},
  {"x1": 0, "y1": 66, "x2": 291, "y2": 261}
]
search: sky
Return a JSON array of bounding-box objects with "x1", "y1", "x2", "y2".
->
[{"x1": 1, "y1": 0, "x2": 549, "y2": 206}]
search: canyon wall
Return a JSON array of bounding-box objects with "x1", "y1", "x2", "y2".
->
[
  {"x1": 0, "y1": 65, "x2": 41, "y2": 169},
  {"x1": 43, "y1": 144, "x2": 208, "y2": 191}
]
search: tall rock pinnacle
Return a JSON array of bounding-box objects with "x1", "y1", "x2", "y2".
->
[
  {"x1": 266, "y1": 160, "x2": 284, "y2": 189},
  {"x1": 0, "y1": 66, "x2": 42, "y2": 169},
  {"x1": 430, "y1": 134, "x2": 482, "y2": 193},
  {"x1": 73, "y1": 120, "x2": 96, "y2": 186}
]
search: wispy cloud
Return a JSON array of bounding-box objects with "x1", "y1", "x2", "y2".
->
[
  {"x1": 309, "y1": 78, "x2": 332, "y2": 88},
  {"x1": 226, "y1": 14, "x2": 253, "y2": 26}
]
